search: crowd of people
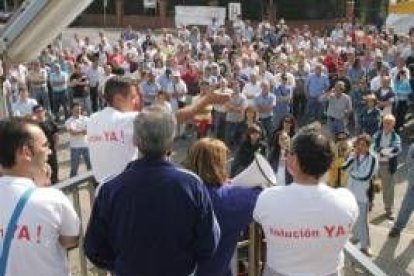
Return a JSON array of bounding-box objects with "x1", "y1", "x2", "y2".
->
[{"x1": 1, "y1": 13, "x2": 414, "y2": 276}]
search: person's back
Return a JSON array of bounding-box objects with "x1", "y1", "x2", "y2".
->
[
  {"x1": 87, "y1": 107, "x2": 137, "y2": 183},
  {"x1": 254, "y1": 126, "x2": 358, "y2": 275},
  {"x1": 84, "y1": 105, "x2": 220, "y2": 275},
  {"x1": 84, "y1": 158, "x2": 219, "y2": 275},
  {"x1": 197, "y1": 185, "x2": 260, "y2": 276},
  {"x1": 254, "y1": 184, "x2": 357, "y2": 275},
  {"x1": 0, "y1": 177, "x2": 80, "y2": 276}
]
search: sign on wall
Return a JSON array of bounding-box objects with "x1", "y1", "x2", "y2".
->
[
  {"x1": 175, "y1": 6, "x2": 226, "y2": 26},
  {"x1": 144, "y1": 0, "x2": 157, "y2": 9},
  {"x1": 228, "y1": 2, "x2": 241, "y2": 21}
]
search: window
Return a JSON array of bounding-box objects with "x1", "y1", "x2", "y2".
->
[{"x1": 277, "y1": 0, "x2": 346, "y2": 20}]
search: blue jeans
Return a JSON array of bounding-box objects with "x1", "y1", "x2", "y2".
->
[
  {"x1": 305, "y1": 97, "x2": 323, "y2": 122},
  {"x1": 69, "y1": 147, "x2": 91, "y2": 177},
  {"x1": 259, "y1": 116, "x2": 273, "y2": 142},
  {"x1": 327, "y1": 117, "x2": 345, "y2": 136},
  {"x1": 213, "y1": 111, "x2": 227, "y2": 140},
  {"x1": 52, "y1": 91, "x2": 68, "y2": 118},
  {"x1": 394, "y1": 184, "x2": 414, "y2": 231},
  {"x1": 32, "y1": 86, "x2": 51, "y2": 112},
  {"x1": 225, "y1": 121, "x2": 242, "y2": 146}
]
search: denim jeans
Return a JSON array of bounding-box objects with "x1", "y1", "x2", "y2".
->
[
  {"x1": 305, "y1": 97, "x2": 323, "y2": 123},
  {"x1": 52, "y1": 91, "x2": 68, "y2": 118},
  {"x1": 259, "y1": 116, "x2": 273, "y2": 142},
  {"x1": 70, "y1": 147, "x2": 92, "y2": 177},
  {"x1": 32, "y1": 86, "x2": 51, "y2": 112},
  {"x1": 225, "y1": 121, "x2": 242, "y2": 146},
  {"x1": 327, "y1": 117, "x2": 345, "y2": 136},
  {"x1": 213, "y1": 111, "x2": 227, "y2": 141},
  {"x1": 394, "y1": 184, "x2": 414, "y2": 231}
]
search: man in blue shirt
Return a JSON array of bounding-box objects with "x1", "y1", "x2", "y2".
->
[
  {"x1": 254, "y1": 81, "x2": 276, "y2": 141},
  {"x1": 305, "y1": 64, "x2": 330, "y2": 122},
  {"x1": 84, "y1": 105, "x2": 220, "y2": 276},
  {"x1": 141, "y1": 71, "x2": 160, "y2": 106}
]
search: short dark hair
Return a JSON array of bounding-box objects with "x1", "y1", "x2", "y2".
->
[
  {"x1": 0, "y1": 119, "x2": 36, "y2": 168},
  {"x1": 291, "y1": 130, "x2": 334, "y2": 178},
  {"x1": 104, "y1": 76, "x2": 134, "y2": 105},
  {"x1": 32, "y1": 104, "x2": 44, "y2": 113}
]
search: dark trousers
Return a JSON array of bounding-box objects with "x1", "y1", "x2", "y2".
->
[
  {"x1": 52, "y1": 91, "x2": 68, "y2": 119},
  {"x1": 48, "y1": 150, "x2": 59, "y2": 184},
  {"x1": 394, "y1": 100, "x2": 408, "y2": 131},
  {"x1": 292, "y1": 92, "x2": 307, "y2": 119},
  {"x1": 213, "y1": 110, "x2": 227, "y2": 141},
  {"x1": 90, "y1": 86, "x2": 99, "y2": 113}
]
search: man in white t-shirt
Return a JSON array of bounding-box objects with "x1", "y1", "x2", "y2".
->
[
  {"x1": 87, "y1": 76, "x2": 230, "y2": 184},
  {"x1": 0, "y1": 119, "x2": 80, "y2": 276},
  {"x1": 65, "y1": 103, "x2": 91, "y2": 177},
  {"x1": 254, "y1": 127, "x2": 358, "y2": 276}
]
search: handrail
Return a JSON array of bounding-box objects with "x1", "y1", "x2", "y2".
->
[{"x1": 57, "y1": 173, "x2": 387, "y2": 276}]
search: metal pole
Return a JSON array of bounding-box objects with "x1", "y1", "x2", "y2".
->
[{"x1": 103, "y1": 0, "x2": 107, "y2": 27}]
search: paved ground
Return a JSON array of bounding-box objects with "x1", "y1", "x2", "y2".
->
[{"x1": 57, "y1": 28, "x2": 414, "y2": 275}]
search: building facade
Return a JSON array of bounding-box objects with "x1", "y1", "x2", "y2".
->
[{"x1": 74, "y1": 0, "x2": 356, "y2": 30}]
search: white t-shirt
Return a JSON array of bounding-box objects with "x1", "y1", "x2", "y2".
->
[
  {"x1": 254, "y1": 183, "x2": 358, "y2": 275},
  {"x1": 87, "y1": 107, "x2": 138, "y2": 183},
  {"x1": 242, "y1": 82, "x2": 261, "y2": 106},
  {"x1": 65, "y1": 115, "x2": 89, "y2": 148},
  {"x1": 0, "y1": 176, "x2": 80, "y2": 276}
]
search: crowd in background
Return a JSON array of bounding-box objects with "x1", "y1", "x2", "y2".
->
[{"x1": 1, "y1": 14, "x2": 414, "y2": 270}]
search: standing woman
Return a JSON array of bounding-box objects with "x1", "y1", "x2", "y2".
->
[
  {"x1": 186, "y1": 138, "x2": 262, "y2": 276},
  {"x1": 268, "y1": 115, "x2": 296, "y2": 185},
  {"x1": 231, "y1": 124, "x2": 268, "y2": 177}
]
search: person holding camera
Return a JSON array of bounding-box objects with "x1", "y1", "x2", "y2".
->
[{"x1": 342, "y1": 134, "x2": 378, "y2": 256}]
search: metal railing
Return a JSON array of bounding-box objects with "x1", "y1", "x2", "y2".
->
[{"x1": 57, "y1": 173, "x2": 386, "y2": 276}]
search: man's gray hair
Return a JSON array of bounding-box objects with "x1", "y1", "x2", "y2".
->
[{"x1": 133, "y1": 105, "x2": 176, "y2": 158}]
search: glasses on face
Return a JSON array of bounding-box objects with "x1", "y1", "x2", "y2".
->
[
  {"x1": 284, "y1": 120, "x2": 293, "y2": 124},
  {"x1": 34, "y1": 109, "x2": 45, "y2": 113}
]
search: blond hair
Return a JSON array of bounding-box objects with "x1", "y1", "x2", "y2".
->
[{"x1": 185, "y1": 138, "x2": 229, "y2": 186}]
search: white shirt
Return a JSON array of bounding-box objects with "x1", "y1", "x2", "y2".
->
[
  {"x1": 166, "y1": 80, "x2": 187, "y2": 111},
  {"x1": 242, "y1": 82, "x2": 261, "y2": 106},
  {"x1": 85, "y1": 66, "x2": 104, "y2": 87},
  {"x1": 65, "y1": 115, "x2": 89, "y2": 148},
  {"x1": 0, "y1": 176, "x2": 80, "y2": 276},
  {"x1": 254, "y1": 183, "x2": 358, "y2": 275},
  {"x1": 12, "y1": 98, "x2": 38, "y2": 117},
  {"x1": 87, "y1": 107, "x2": 138, "y2": 183}
]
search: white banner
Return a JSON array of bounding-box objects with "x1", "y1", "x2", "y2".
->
[
  {"x1": 386, "y1": 14, "x2": 414, "y2": 34},
  {"x1": 143, "y1": 0, "x2": 157, "y2": 9},
  {"x1": 175, "y1": 6, "x2": 226, "y2": 27},
  {"x1": 228, "y1": 2, "x2": 241, "y2": 21}
]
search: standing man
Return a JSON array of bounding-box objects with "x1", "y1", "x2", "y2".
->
[
  {"x1": 372, "y1": 114, "x2": 402, "y2": 220},
  {"x1": 32, "y1": 105, "x2": 59, "y2": 184},
  {"x1": 49, "y1": 63, "x2": 69, "y2": 121},
  {"x1": 320, "y1": 81, "x2": 352, "y2": 137},
  {"x1": 27, "y1": 60, "x2": 51, "y2": 113},
  {"x1": 87, "y1": 76, "x2": 229, "y2": 184},
  {"x1": 69, "y1": 63, "x2": 90, "y2": 114},
  {"x1": 254, "y1": 81, "x2": 276, "y2": 141},
  {"x1": 85, "y1": 57, "x2": 104, "y2": 113},
  {"x1": 254, "y1": 128, "x2": 358, "y2": 275},
  {"x1": 65, "y1": 103, "x2": 91, "y2": 177},
  {"x1": 305, "y1": 64, "x2": 330, "y2": 122},
  {"x1": 0, "y1": 119, "x2": 80, "y2": 276},
  {"x1": 389, "y1": 142, "x2": 414, "y2": 237},
  {"x1": 84, "y1": 105, "x2": 220, "y2": 275}
]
